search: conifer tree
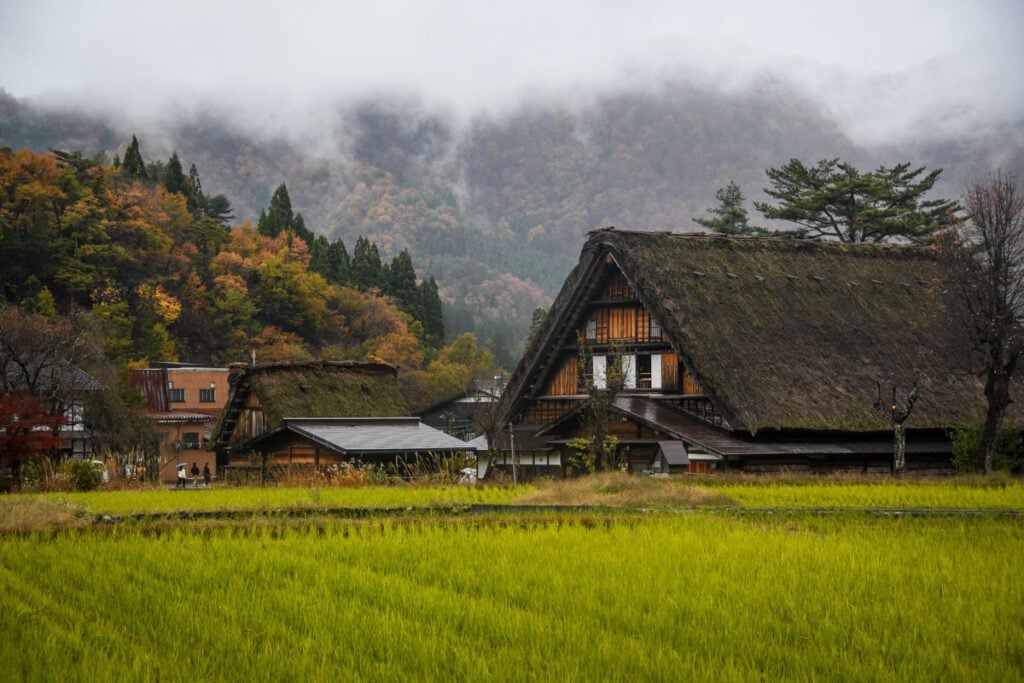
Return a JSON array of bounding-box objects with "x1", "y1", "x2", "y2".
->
[
  {"x1": 185, "y1": 163, "x2": 205, "y2": 213},
  {"x1": 351, "y1": 236, "x2": 385, "y2": 290},
  {"x1": 694, "y1": 181, "x2": 754, "y2": 234},
  {"x1": 326, "y1": 238, "x2": 350, "y2": 284},
  {"x1": 387, "y1": 250, "x2": 421, "y2": 319},
  {"x1": 163, "y1": 152, "x2": 185, "y2": 195},
  {"x1": 203, "y1": 194, "x2": 234, "y2": 225},
  {"x1": 122, "y1": 134, "x2": 147, "y2": 179},
  {"x1": 311, "y1": 236, "x2": 351, "y2": 284},
  {"x1": 258, "y1": 183, "x2": 294, "y2": 238},
  {"x1": 419, "y1": 276, "x2": 445, "y2": 345},
  {"x1": 292, "y1": 212, "x2": 314, "y2": 245},
  {"x1": 755, "y1": 158, "x2": 957, "y2": 243}
]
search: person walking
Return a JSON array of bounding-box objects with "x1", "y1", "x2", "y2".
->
[
  {"x1": 190, "y1": 462, "x2": 200, "y2": 478},
  {"x1": 176, "y1": 464, "x2": 187, "y2": 489},
  {"x1": 202, "y1": 463, "x2": 211, "y2": 487}
]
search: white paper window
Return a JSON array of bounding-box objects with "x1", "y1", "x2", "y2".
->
[
  {"x1": 651, "y1": 353, "x2": 662, "y2": 389},
  {"x1": 592, "y1": 355, "x2": 607, "y2": 389}
]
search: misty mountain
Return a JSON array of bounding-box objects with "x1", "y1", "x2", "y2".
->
[{"x1": 2, "y1": 79, "x2": 1021, "y2": 361}]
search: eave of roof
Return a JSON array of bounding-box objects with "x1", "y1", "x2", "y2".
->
[{"x1": 237, "y1": 417, "x2": 472, "y2": 455}]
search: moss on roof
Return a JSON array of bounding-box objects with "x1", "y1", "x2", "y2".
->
[
  {"x1": 212, "y1": 361, "x2": 409, "y2": 447},
  {"x1": 503, "y1": 229, "x2": 1005, "y2": 434}
]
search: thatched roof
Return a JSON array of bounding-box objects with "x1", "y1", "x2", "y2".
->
[
  {"x1": 501, "y1": 229, "x2": 999, "y2": 434},
  {"x1": 211, "y1": 361, "x2": 409, "y2": 449}
]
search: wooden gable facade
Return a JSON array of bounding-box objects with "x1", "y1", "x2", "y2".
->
[
  {"x1": 492, "y1": 228, "x2": 998, "y2": 478},
  {"x1": 515, "y1": 250, "x2": 721, "y2": 443}
]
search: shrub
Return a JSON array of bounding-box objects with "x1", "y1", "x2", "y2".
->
[
  {"x1": 950, "y1": 424, "x2": 1022, "y2": 473},
  {"x1": 66, "y1": 459, "x2": 105, "y2": 491}
]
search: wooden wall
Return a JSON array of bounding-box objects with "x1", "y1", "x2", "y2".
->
[
  {"x1": 524, "y1": 400, "x2": 575, "y2": 424},
  {"x1": 662, "y1": 353, "x2": 679, "y2": 390},
  {"x1": 602, "y1": 271, "x2": 636, "y2": 300},
  {"x1": 546, "y1": 355, "x2": 578, "y2": 396},
  {"x1": 682, "y1": 367, "x2": 701, "y2": 395},
  {"x1": 229, "y1": 392, "x2": 268, "y2": 446},
  {"x1": 584, "y1": 307, "x2": 664, "y2": 343}
]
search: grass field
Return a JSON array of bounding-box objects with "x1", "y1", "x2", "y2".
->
[
  {"x1": 704, "y1": 476, "x2": 1024, "y2": 510},
  {"x1": 29, "y1": 484, "x2": 529, "y2": 516},
  {"x1": 1, "y1": 513, "x2": 1021, "y2": 681},
  {"x1": 3, "y1": 475, "x2": 1023, "y2": 533}
]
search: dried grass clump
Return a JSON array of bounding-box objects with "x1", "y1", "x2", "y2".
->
[
  {"x1": 513, "y1": 472, "x2": 735, "y2": 508},
  {"x1": 0, "y1": 497, "x2": 89, "y2": 533}
]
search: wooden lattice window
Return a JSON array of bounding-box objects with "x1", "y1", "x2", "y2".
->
[
  {"x1": 649, "y1": 316, "x2": 662, "y2": 340},
  {"x1": 603, "y1": 272, "x2": 636, "y2": 300}
]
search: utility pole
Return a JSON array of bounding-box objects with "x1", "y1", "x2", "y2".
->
[{"x1": 509, "y1": 422, "x2": 517, "y2": 485}]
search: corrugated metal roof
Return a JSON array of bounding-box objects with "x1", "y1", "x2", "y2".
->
[
  {"x1": 285, "y1": 418, "x2": 472, "y2": 453},
  {"x1": 131, "y1": 368, "x2": 168, "y2": 411},
  {"x1": 657, "y1": 440, "x2": 688, "y2": 465}
]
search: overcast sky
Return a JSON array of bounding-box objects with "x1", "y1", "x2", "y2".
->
[{"x1": 1, "y1": 0, "x2": 1021, "y2": 142}]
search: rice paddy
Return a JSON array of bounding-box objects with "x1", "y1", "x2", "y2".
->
[
  {"x1": 2, "y1": 477, "x2": 1023, "y2": 680},
  {"x1": 1, "y1": 512, "x2": 1021, "y2": 681}
]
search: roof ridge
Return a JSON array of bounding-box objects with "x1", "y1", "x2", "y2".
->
[{"x1": 586, "y1": 228, "x2": 935, "y2": 254}]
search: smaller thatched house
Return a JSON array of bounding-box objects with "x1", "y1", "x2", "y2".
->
[{"x1": 212, "y1": 360, "x2": 431, "y2": 478}]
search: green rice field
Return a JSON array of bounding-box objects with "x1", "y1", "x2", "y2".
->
[
  {"x1": 1, "y1": 513, "x2": 1022, "y2": 681},
  {"x1": 28, "y1": 484, "x2": 529, "y2": 516},
  {"x1": 707, "y1": 478, "x2": 1024, "y2": 510},
  {"x1": 16, "y1": 476, "x2": 1024, "y2": 519}
]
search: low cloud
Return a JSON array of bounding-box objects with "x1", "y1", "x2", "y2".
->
[{"x1": 1, "y1": 0, "x2": 1020, "y2": 145}]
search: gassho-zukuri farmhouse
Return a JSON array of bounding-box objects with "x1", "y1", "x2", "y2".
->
[{"x1": 483, "y1": 228, "x2": 1015, "y2": 477}]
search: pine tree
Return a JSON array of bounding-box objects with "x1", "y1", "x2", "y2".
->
[
  {"x1": 311, "y1": 236, "x2": 351, "y2": 285},
  {"x1": 122, "y1": 134, "x2": 147, "y2": 179},
  {"x1": 419, "y1": 276, "x2": 445, "y2": 345},
  {"x1": 185, "y1": 163, "x2": 205, "y2": 213},
  {"x1": 694, "y1": 181, "x2": 754, "y2": 234},
  {"x1": 327, "y1": 238, "x2": 350, "y2": 284},
  {"x1": 163, "y1": 152, "x2": 186, "y2": 195},
  {"x1": 755, "y1": 158, "x2": 957, "y2": 243},
  {"x1": 351, "y1": 237, "x2": 385, "y2": 291},
  {"x1": 292, "y1": 212, "x2": 314, "y2": 245},
  {"x1": 258, "y1": 183, "x2": 294, "y2": 238},
  {"x1": 203, "y1": 194, "x2": 234, "y2": 224},
  {"x1": 310, "y1": 235, "x2": 331, "y2": 279},
  {"x1": 387, "y1": 250, "x2": 421, "y2": 318}
]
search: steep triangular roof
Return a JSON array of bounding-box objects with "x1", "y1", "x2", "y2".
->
[{"x1": 500, "y1": 229, "x2": 994, "y2": 434}]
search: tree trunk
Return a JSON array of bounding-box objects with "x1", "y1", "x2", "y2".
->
[
  {"x1": 892, "y1": 422, "x2": 906, "y2": 474},
  {"x1": 978, "y1": 403, "x2": 1005, "y2": 474},
  {"x1": 980, "y1": 372, "x2": 1010, "y2": 474}
]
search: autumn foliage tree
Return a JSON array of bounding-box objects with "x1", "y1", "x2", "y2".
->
[
  {"x1": 0, "y1": 143, "x2": 476, "y2": 410},
  {"x1": 0, "y1": 393, "x2": 65, "y2": 473}
]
